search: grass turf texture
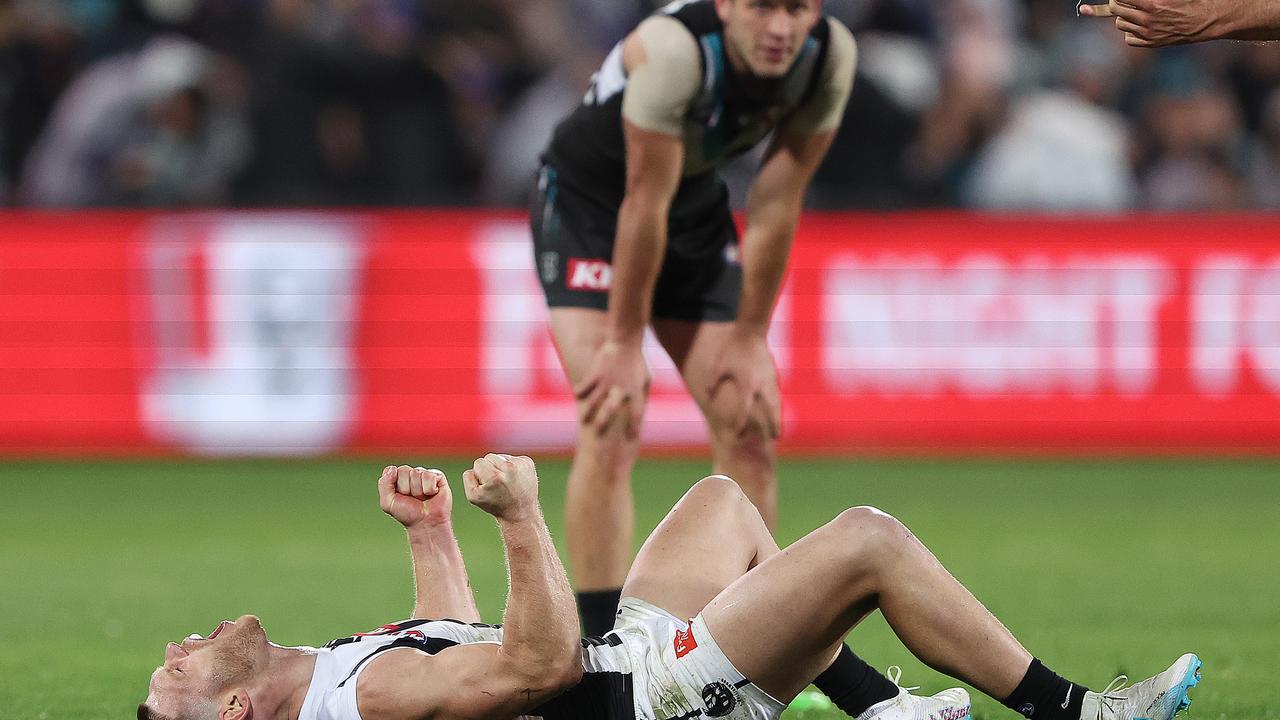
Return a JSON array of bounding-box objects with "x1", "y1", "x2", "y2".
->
[{"x1": 0, "y1": 457, "x2": 1276, "y2": 720}]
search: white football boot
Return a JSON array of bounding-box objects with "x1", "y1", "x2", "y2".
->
[
  {"x1": 855, "y1": 667, "x2": 971, "y2": 720},
  {"x1": 1079, "y1": 653, "x2": 1202, "y2": 720}
]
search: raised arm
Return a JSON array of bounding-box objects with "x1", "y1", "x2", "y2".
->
[
  {"x1": 378, "y1": 465, "x2": 481, "y2": 622},
  {"x1": 469, "y1": 455, "x2": 580, "y2": 686},
  {"x1": 359, "y1": 455, "x2": 580, "y2": 720}
]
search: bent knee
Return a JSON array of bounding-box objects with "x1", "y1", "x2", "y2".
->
[
  {"x1": 687, "y1": 474, "x2": 748, "y2": 504},
  {"x1": 830, "y1": 506, "x2": 913, "y2": 550},
  {"x1": 704, "y1": 386, "x2": 779, "y2": 445}
]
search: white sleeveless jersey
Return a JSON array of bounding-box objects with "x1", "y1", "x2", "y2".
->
[
  {"x1": 296, "y1": 601, "x2": 785, "y2": 720},
  {"x1": 295, "y1": 617, "x2": 634, "y2": 720}
]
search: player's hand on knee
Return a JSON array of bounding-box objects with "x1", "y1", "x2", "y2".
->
[
  {"x1": 574, "y1": 339, "x2": 650, "y2": 439},
  {"x1": 462, "y1": 453, "x2": 540, "y2": 521},
  {"x1": 707, "y1": 334, "x2": 782, "y2": 439},
  {"x1": 379, "y1": 465, "x2": 453, "y2": 529}
]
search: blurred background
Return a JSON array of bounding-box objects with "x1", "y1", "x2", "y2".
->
[
  {"x1": 0, "y1": 4, "x2": 1278, "y2": 720},
  {"x1": 3, "y1": 0, "x2": 1280, "y2": 211}
]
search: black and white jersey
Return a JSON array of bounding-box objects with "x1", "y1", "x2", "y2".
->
[
  {"x1": 295, "y1": 618, "x2": 635, "y2": 720},
  {"x1": 296, "y1": 599, "x2": 789, "y2": 720},
  {"x1": 542, "y1": 0, "x2": 850, "y2": 227}
]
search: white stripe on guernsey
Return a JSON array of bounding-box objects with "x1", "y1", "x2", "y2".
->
[
  {"x1": 590, "y1": 43, "x2": 627, "y2": 105},
  {"x1": 658, "y1": 0, "x2": 701, "y2": 15},
  {"x1": 581, "y1": 642, "x2": 628, "y2": 674}
]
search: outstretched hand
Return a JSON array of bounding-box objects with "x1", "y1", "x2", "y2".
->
[
  {"x1": 573, "y1": 339, "x2": 650, "y2": 439},
  {"x1": 1079, "y1": 0, "x2": 1222, "y2": 47},
  {"x1": 707, "y1": 332, "x2": 781, "y2": 440},
  {"x1": 462, "y1": 453, "x2": 541, "y2": 521},
  {"x1": 379, "y1": 465, "x2": 453, "y2": 529}
]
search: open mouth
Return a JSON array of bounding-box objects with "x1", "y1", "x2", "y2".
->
[{"x1": 207, "y1": 620, "x2": 231, "y2": 639}]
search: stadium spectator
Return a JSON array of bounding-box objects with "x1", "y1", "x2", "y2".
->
[
  {"x1": 139, "y1": 460, "x2": 1203, "y2": 720},
  {"x1": 19, "y1": 34, "x2": 251, "y2": 206},
  {"x1": 1, "y1": 0, "x2": 1278, "y2": 209},
  {"x1": 234, "y1": 0, "x2": 478, "y2": 206},
  {"x1": 1131, "y1": 54, "x2": 1250, "y2": 209},
  {"x1": 963, "y1": 23, "x2": 1137, "y2": 210},
  {"x1": 1247, "y1": 88, "x2": 1280, "y2": 206},
  {"x1": 0, "y1": 0, "x2": 82, "y2": 204}
]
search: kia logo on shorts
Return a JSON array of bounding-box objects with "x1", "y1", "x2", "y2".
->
[{"x1": 566, "y1": 258, "x2": 613, "y2": 291}]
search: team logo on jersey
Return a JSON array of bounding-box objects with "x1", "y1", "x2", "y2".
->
[
  {"x1": 540, "y1": 251, "x2": 560, "y2": 284},
  {"x1": 701, "y1": 680, "x2": 738, "y2": 717},
  {"x1": 567, "y1": 258, "x2": 613, "y2": 291},
  {"x1": 674, "y1": 625, "x2": 698, "y2": 658}
]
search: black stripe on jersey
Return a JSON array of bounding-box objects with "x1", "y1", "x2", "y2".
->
[
  {"x1": 531, "y1": 669, "x2": 635, "y2": 720},
  {"x1": 325, "y1": 618, "x2": 503, "y2": 648},
  {"x1": 792, "y1": 19, "x2": 833, "y2": 112},
  {"x1": 581, "y1": 632, "x2": 624, "y2": 648},
  {"x1": 336, "y1": 636, "x2": 461, "y2": 688}
]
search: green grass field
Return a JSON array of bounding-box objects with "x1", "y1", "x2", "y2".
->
[{"x1": 0, "y1": 457, "x2": 1276, "y2": 720}]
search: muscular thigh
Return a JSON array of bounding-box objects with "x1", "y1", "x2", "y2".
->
[
  {"x1": 547, "y1": 307, "x2": 609, "y2": 387},
  {"x1": 651, "y1": 319, "x2": 742, "y2": 430},
  {"x1": 700, "y1": 518, "x2": 882, "y2": 701},
  {"x1": 621, "y1": 477, "x2": 777, "y2": 621}
]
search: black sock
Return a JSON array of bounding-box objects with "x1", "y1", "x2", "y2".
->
[
  {"x1": 812, "y1": 644, "x2": 900, "y2": 717},
  {"x1": 577, "y1": 588, "x2": 622, "y2": 636},
  {"x1": 1003, "y1": 658, "x2": 1088, "y2": 720}
]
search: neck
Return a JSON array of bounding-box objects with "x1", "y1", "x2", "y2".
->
[{"x1": 249, "y1": 645, "x2": 320, "y2": 720}]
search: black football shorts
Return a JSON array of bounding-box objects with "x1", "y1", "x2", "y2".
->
[{"x1": 529, "y1": 164, "x2": 742, "y2": 322}]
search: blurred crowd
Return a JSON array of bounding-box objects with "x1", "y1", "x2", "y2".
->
[{"x1": 2, "y1": 0, "x2": 1279, "y2": 210}]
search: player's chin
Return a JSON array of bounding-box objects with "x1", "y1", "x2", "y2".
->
[
  {"x1": 231, "y1": 614, "x2": 267, "y2": 639},
  {"x1": 750, "y1": 57, "x2": 792, "y2": 78}
]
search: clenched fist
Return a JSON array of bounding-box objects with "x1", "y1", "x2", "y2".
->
[
  {"x1": 462, "y1": 453, "x2": 540, "y2": 521},
  {"x1": 379, "y1": 465, "x2": 453, "y2": 529}
]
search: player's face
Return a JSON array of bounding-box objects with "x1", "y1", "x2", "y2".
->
[
  {"x1": 716, "y1": 0, "x2": 822, "y2": 78},
  {"x1": 144, "y1": 615, "x2": 269, "y2": 718}
]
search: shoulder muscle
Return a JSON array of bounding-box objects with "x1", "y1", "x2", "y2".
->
[{"x1": 622, "y1": 15, "x2": 702, "y2": 136}]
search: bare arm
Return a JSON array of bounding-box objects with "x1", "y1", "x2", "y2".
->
[
  {"x1": 1081, "y1": 0, "x2": 1280, "y2": 46},
  {"x1": 406, "y1": 525, "x2": 480, "y2": 622},
  {"x1": 737, "y1": 131, "x2": 836, "y2": 334},
  {"x1": 379, "y1": 466, "x2": 481, "y2": 622},
  {"x1": 468, "y1": 455, "x2": 580, "y2": 705},
  {"x1": 574, "y1": 17, "x2": 695, "y2": 437},
  {"x1": 607, "y1": 122, "x2": 683, "y2": 344},
  {"x1": 361, "y1": 456, "x2": 580, "y2": 720}
]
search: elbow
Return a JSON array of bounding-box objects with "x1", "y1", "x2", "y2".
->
[
  {"x1": 537, "y1": 652, "x2": 583, "y2": 693},
  {"x1": 553, "y1": 658, "x2": 583, "y2": 691},
  {"x1": 499, "y1": 652, "x2": 582, "y2": 697},
  {"x1": 618, "y1": 191, "x2": 673, "y2": 222}
]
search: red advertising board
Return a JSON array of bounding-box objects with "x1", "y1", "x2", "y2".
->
[{"x1": 1, "y1": 211, "x2": 1276, "y2": 455}]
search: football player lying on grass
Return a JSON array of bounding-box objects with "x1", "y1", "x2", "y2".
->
[{"x1": 141, "y1": 457, "x2": 1201, "y2": 720}]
